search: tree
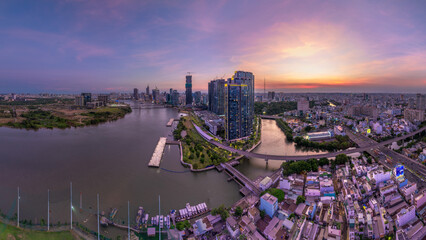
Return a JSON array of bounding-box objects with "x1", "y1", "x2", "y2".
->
[
  {"x1": 261, "y1": 188, "x2": 285, "y2": 202},
  {"x1": 176, "y1": 220, "x2": 191, "y2": 231},
  {"x1": 296, "y1": 195, "x2": 306, "y2": 204},
  {"x1": 260, "y1": 210, "x2": 266, "y2": 219},
  {"x1": 211, "y1": 204, "x2": 230, "y2": 221},
  {"x1": 234, "y1": 206, "x2": 243, "y2": 217},
  {"x1": 319, "y1": 157, "x2": 329, "y2": 166},
  {"x1": 367, "y1": 157, "x2": 372, "y2": 164}
]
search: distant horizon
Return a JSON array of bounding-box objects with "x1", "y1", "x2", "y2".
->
[
  {"x1": 1, "y1": 90, "x2": 424, "y2": 95},
  {"x1": 1, "y1": 1, "x2": 426, "y2": 93}
]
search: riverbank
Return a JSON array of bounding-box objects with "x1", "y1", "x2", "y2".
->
[
  {"x1": 0, "y1": 220, "x2": 77, "y2": 240},
  {"x1": 0, "y1": 106, "x2": 132, "y2": 130},
  {"x1": 175, "y1": 116, "x2": 234, "y2": 169}
]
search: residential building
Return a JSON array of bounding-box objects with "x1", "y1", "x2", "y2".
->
[
  {"x1": 226, "y1": 216, "x2": 240, "y2": 239},
  {"x1": 267, "y1": 91, "x2": 275, "y2": 101},
  {"x1": 224, "y1": 71, "x2": 254, "y2": 140},
  {"x1": 396, "y1": 206, "x2": 416, "y2": 227},
  {"x1": 416, "y1": 93, "x2": 425, "y2": 111},
  {"x1": 404, "y1": 108, "x2": 425, "y2": 123},
  {"x1": 208, "y1": 79, "x2": 225, "y2": 115},
  {"x1": 297, "y1": 98, "x2": 310, "y2": 113},
  {"x1": 259, "y1": 193, "x2": 278, "y2": 218},
  {"x1": 75, "y1": 96, "x2": 84, "y2": 106}
]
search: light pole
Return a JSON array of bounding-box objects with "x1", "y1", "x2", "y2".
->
[
  {"x1": 48, "y1": 189, "x2": 50, "y2": 231},
  {"x1": 159, "y1": 195, "x2": 161, "y2": 240},
  {"x1": 70, "y1": 182, "x2": 72, "y2": 230},
  {"x1": 128, "y1": 201, "x2": 130, "y2": 240},
  {"x1": 17, "y1": 187, "x2": 20, "y2": 228},
  {"x1": 97, "y1": 194, "x2": 100, "y2": 240}
]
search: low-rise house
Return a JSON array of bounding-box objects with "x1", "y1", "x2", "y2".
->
[
  {"x1": 260, "y1": 193, "x2": 278, "y2": 218},
  {"x1": 226, "y1": 216, "x2": 240, "y2": 239},
  {"x1": 260, "y1": 177, "x2": 273, "y2": 191},
  {"x1": 396, "y1": 206, "x2": 417, "y2": 227},
  {"x1": 263, "y1": 217, "x2": 285, "y2": 240},
  {"x1": 248, "y1": 206, "x2": 260, "y2": 223},
  {"x1": 193, "y1": 217, "x2": 213, "y2": 237}
]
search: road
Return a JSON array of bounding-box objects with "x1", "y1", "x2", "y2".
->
[
  {"x1": 201, "y1": 126, "x2": 426, "y2": 161},
  {"x1": 345, "y1": 129, "x2": 426, "y2": 189}
]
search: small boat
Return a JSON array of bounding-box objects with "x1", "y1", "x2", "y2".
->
[
  {"x1": 109, "y1": 208, "x2": 118, "y2": 220},
  {"x1": 159, "y1": 215, "x2": 164, "y2": 229},
  {"x1": 166, "y1": 215, "x2": 171, "y2": 229},
  {"x1": 100, "y1": 216, "x2": 109, "y2": 227},
  {"x1": 136, "y1": 206, "x2": 144, "y2": 227}
]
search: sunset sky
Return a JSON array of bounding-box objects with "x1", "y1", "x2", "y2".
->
[{"x1": 1, "y1": 0, "x2": 426, "y2": 93}]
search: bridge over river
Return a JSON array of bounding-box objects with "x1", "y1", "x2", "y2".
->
[{"x1": 195, "y1": 123, "x2": 426, "y2": 161}]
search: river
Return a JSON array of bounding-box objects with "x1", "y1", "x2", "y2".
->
[
  {"x1": 0, "y1": 108, "x2": 326, "y2": 238},
  {"x1": 237, "y1": 119, "x2": 327, "y2": 179},
  {"x1": 0, "y1": 105, "x2": 241, "y2": 237}
]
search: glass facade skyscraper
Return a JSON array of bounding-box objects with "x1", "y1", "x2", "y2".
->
[
  {"x1": 224, "y1": 71, "x2": 254, "y2": 141},
  {"x1": 208, "y1": 79, "x2": 225, "y2": 115},
  {"x1": 185, "y1": 75, "x2": 193, "y2": 106}
]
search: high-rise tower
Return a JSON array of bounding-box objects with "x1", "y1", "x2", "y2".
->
[
  {"x1": 133, "y1": 88, "x2": 139, "y2": 100},
  {"x1": 185, "y1": 74, "x2": 193, "y2": 106},
  {"x1": 224, "y1": 71, "x2": 254, "y2": 140},
  {"x1": 208, "y1": 79, "x2": 226, "y2": 115}
]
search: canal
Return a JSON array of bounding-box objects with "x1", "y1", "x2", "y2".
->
[{"x1": 236, "y1": 119, "x2": 327, "y2": 179}]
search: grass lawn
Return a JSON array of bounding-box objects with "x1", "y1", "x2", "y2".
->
[
  {"x1": 0, "y1": 223, "x2": 77, "y2": 240},
  {"x1": 180, "y1": 116, "x2": 234, "y2": 169}
]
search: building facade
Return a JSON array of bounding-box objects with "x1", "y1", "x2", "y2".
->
[
  {"x1": 98, "y1": 94, "x2": 109, "y2": 105},
  {"x1": 194, "y1": 91, "x2": 201, "y2": 105},
  {"x1": 208, "y1": 79, "x2": 225, "y2": 115},
  {"x1": 416, "y1": 93, "x2": 425, "y2": 111},
  {"x1": 224, "y1": 71, "x2": 254, "y2": 141},
  {"x1": 404, "y1": 109, "x2": 425, "y2": 123},
  {"x1": 133, "y1": 88, "x2": 139, "y2": 100},
  {"x1": 185, "y1": 75, "x2": 193, "y2": 106},
  {"x1": 75, "y1": 96, "x2": 84, "y2": 106},
  {"x1": 259, "y1": 193, "x2": 278, "y2": 218},
  {"x1": 81, "y1": 93, "x2": 92, "y2": 105}
]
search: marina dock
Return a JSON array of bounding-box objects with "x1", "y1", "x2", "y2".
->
[
  {"x1": 166, "y1": 118, "x2": 174, "y2": 127},
  {"x1": 148, "y1": 137, "x2": 167, "y2": 167}
]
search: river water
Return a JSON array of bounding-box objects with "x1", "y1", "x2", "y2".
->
[
  {"x1": 238, "y1": 119, "x2": 327, "y2": 179},
  {"x1": 0, "y1": 108, "x2": 325, "y2": 237},
  {"x1": 0, "y1": 105, "x2": 241, "y2": 237}
]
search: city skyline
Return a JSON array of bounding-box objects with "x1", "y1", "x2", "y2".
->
[{"x1": 1, "y1": 0, "x2": 426, "y2": 94}]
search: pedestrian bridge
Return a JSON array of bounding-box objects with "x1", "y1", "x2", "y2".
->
[{"x1": 221, "y1": 162, "x2": 261, "y2": 195}]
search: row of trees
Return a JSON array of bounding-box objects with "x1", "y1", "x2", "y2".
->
[
  {"x1": 294, "y1": 135, "x2": 354, "y2": 151},
  {"x1": 275, "y1": 119, "x2": 294, "y2": 141},
  {"x1": 254, "y1": 102, "x2": 297, "y2": 115},
  {"x1": 173, "y1": 120, "x2": 186, "y2": 140},
  {"x1": 281, "y1": 157, "x2": 329, "y2": 176},
  {"x1": 281, "y1": 154, "x2": 349, "y2": 175}
]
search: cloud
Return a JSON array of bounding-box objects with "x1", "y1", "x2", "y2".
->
[{"x1": 4, "y1": 29, "x2": 113, "y2": 61}]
